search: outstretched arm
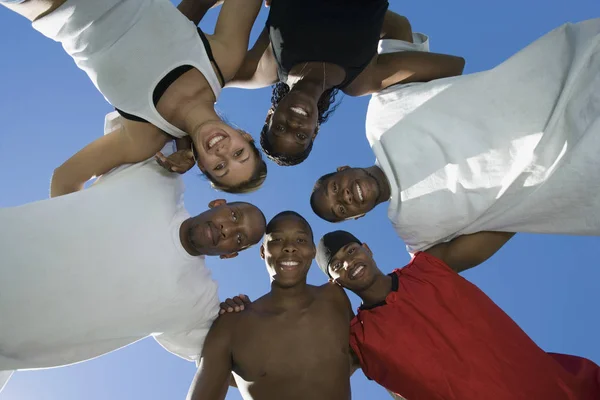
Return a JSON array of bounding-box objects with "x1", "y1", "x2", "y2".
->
[
  {"x1": 50, "y1": 119, "x2": 169, "y2": 197},
  {"x1": 346, "y1": 51, "x2": 465, "y2": 96},
  {"x1": 425, "y1": 231, "x2": 515, "y2": 273},
  {"x1": 177, "y1": 0, "x2": 222, "y2": 26},
  {"x1": 187, "y1": 317, "x2": 235, "y2": 400}
]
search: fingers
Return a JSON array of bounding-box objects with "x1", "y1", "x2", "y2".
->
[
  {"x1": 265, "y1": 0, "x2": 271, "y2": 7},
  {"x1": 155, "y1": 152, "x2": 183, "y2": 173},
  {"x1": 218, "y1": 295, "x2": 251, "y2": 314}
]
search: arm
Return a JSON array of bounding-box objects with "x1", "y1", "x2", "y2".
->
[
  {"x1": 226, "y1": 26, "x2": 279, "y2": 89},
  {"x1": 177, "y1": 0, "x2": 222, "y2": 26},
  {"x1": 380, "y1": 10, "x2": 413, "y2": 42},
  {"x1": 186, "y1": 317, "x2": 234, "y2": 400},
  {"x1": 207, "y1": 0, "x2": 263, "y2": 82},
  {"x1": 425, "y1": 231, "x2": 516, "y2": 273},
  {"x1": 50, "y1": 120, "x2": 169, "y2": 197},
  {"x1": 386, "y1": 390, "x2": 407, "y2": 399},
  {"x1": 346, "y1": 51, "x2": 465, "y2": 96}
]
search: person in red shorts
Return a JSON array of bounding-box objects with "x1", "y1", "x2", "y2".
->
[{"x1": 315, "y1": 230, "x2": 600, "y2": 400}]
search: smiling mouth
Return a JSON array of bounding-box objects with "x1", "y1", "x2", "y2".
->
[
  {"x1": 279, "y1": 260, "x2": 301, "y2": 271},
  {"x1": 349, "y1": 264, "x2": 366, "y2": 280},
  {"x1": 290, "y1": 106, "x2": 308, "y2": 117},
  {"x1": 355, "y1": 182, "x2": 364, "y2": 203},
  {"x1": 205, "y1": 132, "x2": 228, "y2": 151}
]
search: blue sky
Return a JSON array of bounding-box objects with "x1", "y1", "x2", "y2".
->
[{"x1": 1, "y1": 0, "x2": 599, "y2": 399}]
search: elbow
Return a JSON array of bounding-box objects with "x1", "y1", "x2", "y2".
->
[
  {"x1": 454, "y1": 56, "x2": 466, "y2": 76},
  {"x1": 50, "y1": 165, "x2": 83, "y2": 198}
]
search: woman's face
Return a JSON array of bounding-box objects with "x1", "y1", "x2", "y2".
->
[{"x1": 193, "y1": 121, "x2": 259, "y2": 188}]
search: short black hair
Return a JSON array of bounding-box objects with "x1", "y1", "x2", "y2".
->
[
  {"x1": 267, "y1": 210, "x2": 313, "y2": 240},
  {"x1": 309, "y1": 172, "x2": 337, "y2": 222},
  {"x1": 260, "y1": 82, "x2": 341, "y2": 167}
]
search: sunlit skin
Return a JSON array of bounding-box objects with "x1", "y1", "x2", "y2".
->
[
  {"x1": 179, "y1": 200, "x2": 266, "y2": 259},
  {"x1": 265, "y1": 63, "x2": 345, "y2": 158},
  {"x1": 327, "y1": 241, "x2": 393, "y2": 308},
  {"x1": 311, "y1": 166, "x2": 392, "y2": 222},
  {"x1": 193, "y1": 121, "x2": 259, "y2": 187},
  {"x1": 260, "y1": 214, "x2": 316, "y2": 288}
]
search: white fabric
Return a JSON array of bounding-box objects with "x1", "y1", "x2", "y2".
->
[
  {"x1": 367, "y1": 20, "x2": 600, "y2": 253},
  {"x1": 0, "y1": 119, "x2": 219, "y2": 390},
  {"x1": 32, "y1": 0, "x2": 222, "y2": 138}
]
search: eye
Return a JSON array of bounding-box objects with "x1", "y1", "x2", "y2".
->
[
  {"x1": 297, "y1": 133, "x2": 307, "y2": 140},
  {"x1": 231, "y1": 211, "x2": 238, "y2": 222},
  {"x1": 276, "y1": 125, "x2": 285, "y2": 132},
  {"x1": 332, "y1": 262, "x2": 341, "y2": 272},
  {"x1": 332, "y1": 182, "x2": 338, "y2": 193},
  {"x1": 237, "y1": 234, "x2": 242, "y2": 245},
  {"x1": 233, "y1": 149, "x2": 244, "y2": 158},
  {"x1": 214, "y1": 163, "x2": 225, "y2": 171},
  {"x1": 348, "y1": 247, "x2": 356, "y2": 255},
  {"x1": 297, "y1": 238, "x2": 306, "y2": 243},
  {"x1": 338, "y1": 205, "x2": 346, "y2": 215}
]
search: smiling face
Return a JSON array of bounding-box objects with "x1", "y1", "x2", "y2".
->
[
  {"x1": 327, "y1": 242, "x2": 378, "y2": 292},
  {"x1": 261, "y1": 212, "x2": 316, "y2": 288},
  {"x1": 193, "y1": 121, "x2": 260, "y2": 189},
  {"x1": 311, "y1": 168, "x2": 381, "y2": 222},
  {"x1": 265, "y1": 90, "x2": 319, "y2": 158},
  {"x1": 190, "y1": 202, "x2": 266, "y2": 257}
]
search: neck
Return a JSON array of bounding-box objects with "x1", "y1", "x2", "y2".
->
[
  {"x1": 367, "y1": 165, "x2": 392, "y2": 204},
  {"x1": 179, "y1": 218, "x2": 203, "y2": 257},
  {"x1": 356, "y1": 273, "x2": 393, "y2": 309},
  {"x1": 288, "y1": 77, "x2": 327, "y2": 103},
  {"x1": 268, "y1": 280, "x2": 313, "y2": 310},
  {"x1": 182, "y1": 102, "x2": 221, "y2": 139}
]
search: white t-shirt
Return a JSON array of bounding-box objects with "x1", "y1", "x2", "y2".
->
[
  {"x1": 367, "y1": 20, "x2": 600, "y2": 253},
  {"x1": 0, "y1": 141, "x2": 219, "y2": 375}
]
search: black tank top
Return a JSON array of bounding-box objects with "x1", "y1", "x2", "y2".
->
[{"x1": 266, "y1": 0, "x2": 389, "y2": 89}]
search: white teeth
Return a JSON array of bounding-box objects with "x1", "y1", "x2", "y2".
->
[
  {"x1": 281, "y1": 261, "x2": 299, "y2": 267},
  {"x1": 208, "y1": 135, "x2": 226, "y2": 149},
  {"x1": 290, "y1": 106, "x2": 308, "y2": 117},
  {"x1": 351, "y1": 265, "x2": 364, "y2": 278},
  {"x1": 355, "y1": 183, "x2": 364, "y2": 202}
]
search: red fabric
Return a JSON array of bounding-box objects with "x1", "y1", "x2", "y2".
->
[{"x1": 349, "y1": 252, "x2": 600, "y2": 400}]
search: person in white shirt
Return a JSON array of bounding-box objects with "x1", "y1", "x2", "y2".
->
[
  {"x1": 0, "y1": 134, "x2": 267, "y2": 393},
  {"x1": 310, "y1": 18, "x2": 600, "y2": 254},
  {"x1": 2, "y1": 0, "x2": 267, "y2": 194}
]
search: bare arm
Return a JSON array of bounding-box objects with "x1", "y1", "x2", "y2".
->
[
  {"x1": 346, "y1": 51, "x2": 465, "y2": 96},
  {"x1": 187, "y1": 316, "x2": 234, "y2": 400},
  {"x1": 177, "y1": 0, "x2": 222, "y2": 26},
  {"x1": 380, "y1": 10, "x2": 413, "y2": 42},
  {"x1": 226, "y1": 26, "x2": 279, "y2": 89},
  {"x1": 425, "y1": 232, "x2": 516, "y2": 273},
  {"x1": 50, "y1": 120, "x2": 169, "y2": 197},
  {"x1": 207, "y1": 0, "x2": 263, "y2": 82}
]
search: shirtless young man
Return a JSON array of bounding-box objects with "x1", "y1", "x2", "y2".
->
[{"x1": 186, "y1": 211, "x2": 357, "y2": 400}]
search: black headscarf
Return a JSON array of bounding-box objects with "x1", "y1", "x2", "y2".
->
[{"x1": 316, "y1": 231, "x2": 362, "y2": 277}]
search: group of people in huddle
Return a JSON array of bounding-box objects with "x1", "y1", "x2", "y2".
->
[{"x1": 1, "y1": 0, "x2": 599, "y2": 399}]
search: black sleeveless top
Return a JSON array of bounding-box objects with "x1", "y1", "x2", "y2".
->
[{"x1": 266, "y1": 0, "x2": 389, "y2": 89}]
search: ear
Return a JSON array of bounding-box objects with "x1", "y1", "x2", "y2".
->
[
  {"x1": 208, "y1": 199, "x2": 227, "y2": 209},
  {"x1": 260, "y1": 244, "x2": 265, "y2": 260},
  {"x1": 220, "y1": 252, "x2": 239, "y2": 260},
  {"x1": 362, "y1": 243, "x2": 373, "y2": 257},
  {"x1": 265, "y1": 109, "x2": 274, "y2": 124},
  {"x1": 336, "y1": 166, "x2": 350, "y2": 172}
]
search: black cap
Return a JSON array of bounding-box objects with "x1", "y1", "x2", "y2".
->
[{"x1": 316, "y1": 231, "x2": 362, "y2": 277}]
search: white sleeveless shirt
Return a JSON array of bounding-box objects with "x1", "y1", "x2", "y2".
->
[{"x1": 32, "y1": 0, "x2": 223, "y2": 138}]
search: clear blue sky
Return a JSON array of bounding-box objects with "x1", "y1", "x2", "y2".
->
[{"x1": 1, "y1": 1, "x2": 599, "y2": 399}]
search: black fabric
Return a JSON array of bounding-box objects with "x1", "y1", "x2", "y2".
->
[
  {"x1": 267, "y1": 0, "x2": 389, "y2": 88},
  {"x1": 316, "y1": 230, "x2": 362, "y2": 277},
  {"x1": 116, "y1": 29, "x2": 224, "y2": 122},
  {"x1": 359, "y1": 272, "x2": 398, "y2": 311}
]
